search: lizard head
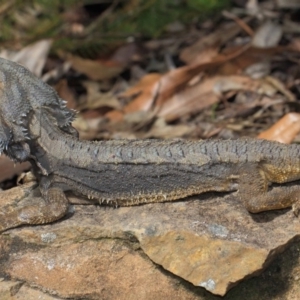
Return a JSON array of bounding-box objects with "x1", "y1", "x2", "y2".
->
[{"x1": 0, "y1": 57, "x2": 77, "y2": 162}]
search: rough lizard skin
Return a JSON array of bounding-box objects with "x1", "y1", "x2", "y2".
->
[
  {"x1": 1, "y1": 58, "x2": 300, "y2": 232},
  {"x1": 0, "y1": 57, "x2": 76, "y2": 162}
]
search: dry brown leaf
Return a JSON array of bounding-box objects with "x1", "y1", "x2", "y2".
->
[
  {"x1": 290, "y1": 39, "x2": 300, "y2": 52},
  {"x1": 180, "y1": 46, "x2": 219, "y2": 66},
  {"x1": 275, "y1": 0, "x2": 300, "y2": 8},
  {"x1": 72, "y1": 115, "x2": 104, "y2": 140},
  {"x1": 111, "y1": 42, "x2": 143, "y2": 66},
  {"x1": 252, "y1": 21, "x2": 283, "y2": 48},
  {"x1": 78, "y1": 81, "x2": 121, "y2": 110},
  {"x1": 157, "y1": 76, "x2": 220, "y2": 122},
  {"x1": 62, "y1": 53, "x2": 125, "y2": 81},
  {"x1": 144, "y1": 118, "x2": 194, "y2": 139},
  {"x1": 0, "y1": 40, "x2": 52, "y2": 76},
  {"x1": 217, "y1": 46, "x2": 285, "y2": 75},
  {"x1": 122, "y1": 73, "x2": 163, "y2": 113},
  {"x1": 105, "y1": 110, "x2": 124, "y2": 122},
  {"x1": 222, "y1": 10, "x2": 254, "y2": 36},
  {"x1": 81, "y1": 92, "x2": 121, "y2": 110},
  {"x1": 107, "y1": 44, "x2": 295, "y2": 123},
  {"x1": 105, "y1": 73, "x2": 162, "y2": 122},
  {"x1": 258, "y1": 113, "x2": 300, "y2": 143},
  {"x1": 80, "y1": 109, "x2": 107, "y2": 119},
  {"x1": 129, "y1": 46, "x2": 287, "y2": 116},
  {"x1": 55, "y1": 79, "x2": 77, "y2": 109},
  {"x1": 157, "y1": 74, "x2": 286, "y2": 122},
  {"x1": 213, "y1": 75, "x2": 277, "y2": 96},
  {"x1": 180, "y1": 21, "x2": 244, "y2": 64},
  {"x1": 110, "y1": 45, "x2": 250, "y2": 121},
  {"x1": 124, "y1": 111, "x2": 155, "y2": 125},
  {"x1": 265, "y1": 76, "x2": 296, "y2": 101}
]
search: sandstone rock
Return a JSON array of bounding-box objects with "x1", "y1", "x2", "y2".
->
[
  {"x1": 5, "y1": 238, "x2": 201, "y2": 300},
  {"x1": 0, "y1": 281, "x2": 61, "y2": 299},
  {"x1": 0, "y1": 281, "x2": 23, "y2": 300},
  {"x1": 0, "y1": 183, "x2": 299, "y2": 298}
]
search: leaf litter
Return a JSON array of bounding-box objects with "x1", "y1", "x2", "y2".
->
[{"x1": 1, "y1": 0, "x2": 300, "y2": 183}]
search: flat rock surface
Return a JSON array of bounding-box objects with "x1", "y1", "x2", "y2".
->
[{"x1": 0, "y1": 183, "x2": 300, "y2": 299}]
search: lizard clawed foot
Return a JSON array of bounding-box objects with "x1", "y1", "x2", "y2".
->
[{"x1": 0, "y1": 188, "x2": 69, "y2": 233}]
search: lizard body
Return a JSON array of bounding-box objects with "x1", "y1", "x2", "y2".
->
[
  {"x1": 29, "y1": 111, "x2": 300, "y2": 206},
  {"x1": 0, "y1": 58, "x2": 300, "y2": 231}
]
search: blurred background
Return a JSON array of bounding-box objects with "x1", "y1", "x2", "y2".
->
[{"x1": 1, "y1": 0, "x2": 300, "y2": 182}]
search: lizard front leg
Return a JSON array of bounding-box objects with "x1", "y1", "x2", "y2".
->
[{"x1": 0, "y1": 187, "x2": 69, "y2": 232}]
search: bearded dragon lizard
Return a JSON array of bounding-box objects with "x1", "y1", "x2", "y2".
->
[{"x1": 0, "y1": 57, "x2": 300, "y2": 232}]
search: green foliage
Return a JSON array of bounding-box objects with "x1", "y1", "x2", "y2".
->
[
  {"x1": 187, "y1": 0, "x2": 230, "y2": 11},
  {"x1": 0, "y1": 0, "x2": 230, "y2": 55},
  {"x1": 0, "y1": 0, "x2": 79, "y2": 44},
  {"x1": 95, "y1": 0, "x2": 230, "y2": 38}
]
